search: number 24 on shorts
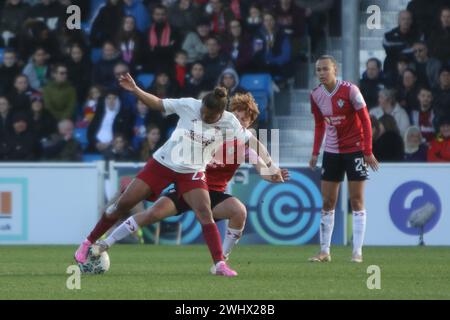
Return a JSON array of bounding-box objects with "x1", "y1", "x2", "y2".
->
[
  {"x1": 355, "y1": 158, "x2": 366, "y2": 172},
  {"x1": 192, "y1": 171, "x2": 206, "y2": 181}
]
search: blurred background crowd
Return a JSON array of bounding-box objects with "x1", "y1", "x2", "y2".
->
[{"x1": 0, "y1": 0, "x2": 448, "y2": 163}]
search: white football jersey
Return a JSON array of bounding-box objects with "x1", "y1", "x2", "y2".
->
[{"x1": 152, "y1": 98, "x2": 250, "y2": 173}]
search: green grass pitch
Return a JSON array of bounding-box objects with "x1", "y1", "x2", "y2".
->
[{"x1": 0, "y1": 245, "x2": 449, "y2": 300}]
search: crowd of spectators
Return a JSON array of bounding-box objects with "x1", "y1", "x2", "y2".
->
[
  {"x1": 0, "y1": 0, "x2": 448, "y2": 163},
  {"x1": 0, "y1": 0, "x2": 335, "y2": 162},
  {"x1": 360, "y1": 1, "x2": 450, "y2": 163}
]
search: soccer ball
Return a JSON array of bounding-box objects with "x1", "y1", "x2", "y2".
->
[{"x1": 78, "y1": 248, "x2": 110, "y2": 274}]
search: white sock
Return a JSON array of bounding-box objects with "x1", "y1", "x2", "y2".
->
[
  {"x1": 104, "y1": 216, "x2": 139, "y2": 247},
  {"x1": 222, "y1": 227, "x2": 243, "y2": 258},
  {"x1": 320, "y1": 210, "x2": 335, "y2": 254},
  {"x1": 352, "y1": 210, "x2": 366, "y2": 256}
]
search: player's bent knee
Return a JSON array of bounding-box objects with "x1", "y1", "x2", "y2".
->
[
  {"x1": 233, "y1": 208, "x2": 247, "y2": 224},
  {"x1": 230, "y1": 211, "x2": 246, "y2": 229}
]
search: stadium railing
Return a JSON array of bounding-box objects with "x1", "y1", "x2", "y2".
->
[{"x1": 82, "y1": 153, "x2": 104, "y2": 162}]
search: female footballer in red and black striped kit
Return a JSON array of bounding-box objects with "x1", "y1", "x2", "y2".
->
[{"x1": 308, "y1": 55, "x2": 379, "y2": 263}]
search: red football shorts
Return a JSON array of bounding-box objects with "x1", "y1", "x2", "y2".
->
[{"x1": 136, "y1": 158, "x2": 208, "y2": 201}]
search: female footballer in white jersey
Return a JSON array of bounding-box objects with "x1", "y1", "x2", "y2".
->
[
  {"x1": 75, "y1": 73, "x2": 283, "y2": 276},
  {"x1": 90, "y1": 93, "x2": 289, "y2": 274}
]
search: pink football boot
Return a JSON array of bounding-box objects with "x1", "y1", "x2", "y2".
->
[
  {"x1": 214, "y1": 261, "x2": 238, "y2": 277},
  {"x1": 74, "y1": 239, "x2": 91, "y2": 264}
]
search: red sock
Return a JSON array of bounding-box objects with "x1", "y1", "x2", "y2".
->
[
  {"x1": 87, "y1": 213, "x2": 119, "y2": 243},
  {"x1": 201, "y1": 223, "x2": 224, "y2": 264}
]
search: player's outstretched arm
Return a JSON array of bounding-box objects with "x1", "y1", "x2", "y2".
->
[
  {"x1": 252, "y1": 151, "x2": 289, "y2": 183},
  {"x1": 118, "y1": 73, "x2": 164, "y2": 112},
  {"x1": 255, "y1": 160, "x2": 289, "y2": 183},
  {"x1": 247, "y1": 134, "x2": 280, "y2": 176}
]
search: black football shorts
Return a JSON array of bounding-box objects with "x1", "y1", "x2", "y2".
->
[
  {"x1": 161, "y1": 189, "x2": 233, "y2": 215},
  {"x1": 321, "y1": 151, "x2": 369, "y2": 182}
]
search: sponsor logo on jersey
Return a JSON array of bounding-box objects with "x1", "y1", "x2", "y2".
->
[
  {"x1": 325, "y1": 115, "x2": 346, "y2": 126},
  {"x1": 186, "y1": 130, "x2": 216, "y2": 147}
]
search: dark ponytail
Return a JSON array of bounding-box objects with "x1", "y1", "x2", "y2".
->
[{"x1": 202, "y1": 86, "x2": 228, "y2": 114}]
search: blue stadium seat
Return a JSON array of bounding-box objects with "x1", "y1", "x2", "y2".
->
[
  {"x1": 166, "y1": 126, "x2": 176, "y2": 139},
  {"x1": 137, "y1": 73, "x2": 155, "y2": 89},
  {"x1": 90, "y1": 48, "x2": 102, "y2": 64},
  {"x1": 81, "y1": 22, "x2": 91, "y2": 34},
  {"x1": 89, "y1": 0, "x2": 106, "y2": 22},
  {"x1": 81, "y1": 0, "x2": 106, "y2": 35},
  {"x1": 0, "y1": 48, "x2": 4, "y2": 63},
  {"x1": 240, "y1": 73, "x2": 273, "y2": 96},
  {"x1": 74, "y1": 127, "x2": 88, "y2": 150},
  {"x1": 240, "y1": 73, "x2": 273, "y2": 123},
  {"x1": 82, "y1": 153, "x2": 104, "y2": 162},
  {"x1": 252, "y1": 91, "x2": 269, "y2": 123}
]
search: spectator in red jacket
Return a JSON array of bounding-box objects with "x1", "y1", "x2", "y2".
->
[
  {"x1": 205, "y1": 0, "x2": 236, "y2": 36},
  {"x1": 146, "y1": 4, "x2": 181, "y2": 73},
  {"x1": 428, "y1": 116, "x2": 450, "y2": 162},
  {"x1": 172, "y1": 50, "x2": 189, "y2": 90}
]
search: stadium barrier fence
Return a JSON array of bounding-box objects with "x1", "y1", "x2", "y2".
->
[{"x1": 1, "y1": 162, "x2": 449, "y2": 245}]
